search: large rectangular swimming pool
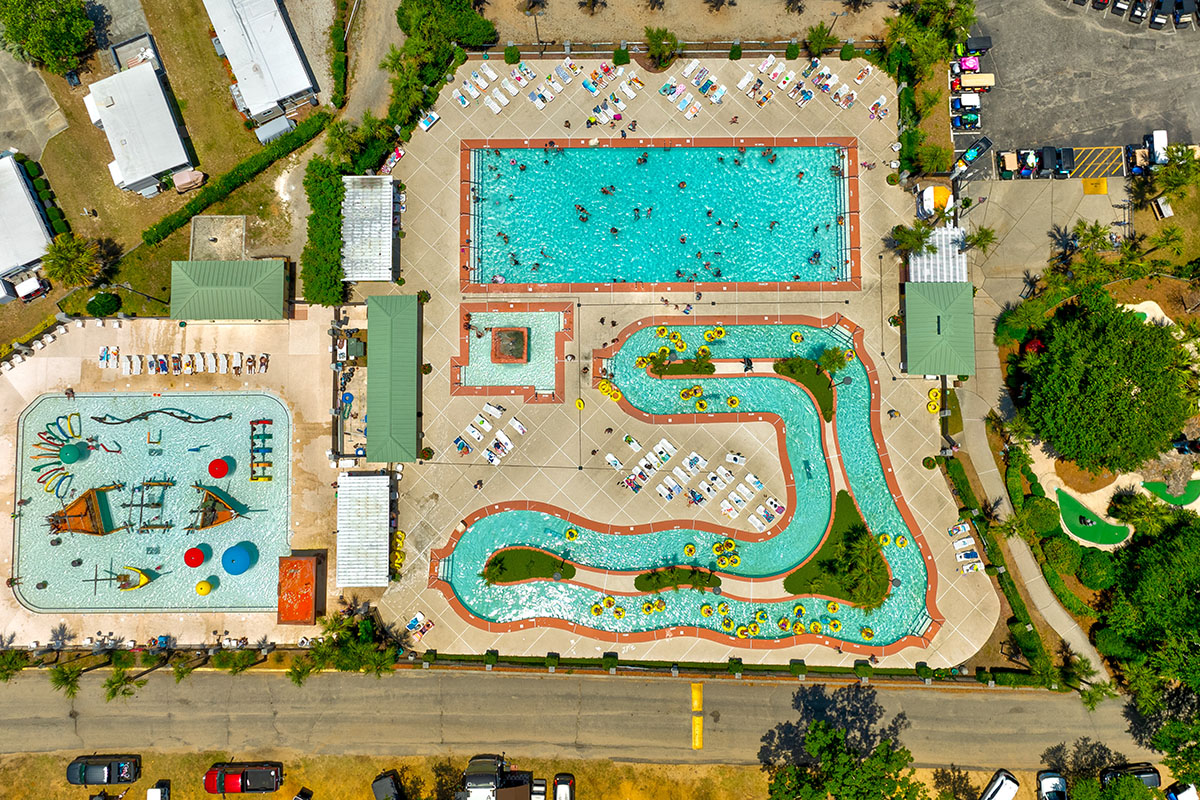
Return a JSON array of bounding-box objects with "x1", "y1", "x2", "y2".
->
[{"x1": 466, "y1": 142, "x2": 851, "y2": 288}]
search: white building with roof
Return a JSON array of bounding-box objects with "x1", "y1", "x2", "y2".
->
[
  {"x1": 84, "y1": 62, "x2": 192, "y2": 197},
  {"x1": 203, "y1": 0, "x2": 315, "y2": 124},
  {"x1": 907, "y1": 226, "x2": 969, "y2": 283},
  {"x1": 334, "y1": 473, "x2": 391, "y2": 588},
  {"x1": 0, "y1": 155, "x2": 52, "y2": 281},
  {"x1": 341, "y1": 176, "x2": 397, "y2": 282}
]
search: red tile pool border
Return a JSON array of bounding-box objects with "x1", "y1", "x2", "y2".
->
[
  {"x1": 450, "y1": 301, "x2": 575, "y2": 404},
  {"x1": 458, "y1": 137, "x2": 862, "y2": 295},
  {"x1": 430, "y1": 314, "x2": 944, "y2": 656}
]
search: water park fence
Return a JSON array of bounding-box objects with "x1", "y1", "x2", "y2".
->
[{"x1": 469, "y1": 39, "x2": 885, "y2": 60}]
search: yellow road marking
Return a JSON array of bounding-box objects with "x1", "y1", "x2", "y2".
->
[
  {"x1": 692, "y1": 714, "x2": 704, "y2": 750},
  {"x1": 691, "y1": 682, "x2": 703, "y2": 712}
]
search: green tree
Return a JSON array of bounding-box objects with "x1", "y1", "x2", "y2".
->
[
  {"x1": 1072, "y1": 776, "x2": 1160, "y2": 800},
  {"x1": 916, "y1": 142, "x2": 953, "y2": 174},
  {"x1": 0, "y1": 650, "x2": 28, "y2": 682},
  {"x1": 890, "y1": 221, "x2": 936, "y2": 256},
  {"x1": 964, "y1": 227, "x2": 997, "y2": 254},
  {"x1": 804, "y1": 21, "x2": 839, "y2": 57},
  {"x1": 287, "y1": 655, "x2": 317, "y2": 687},
  {"x1": 1148, "y1": 224, "x2": 1185, "y2": 257},
  {"x1": 0, "y1": 0, "x2": 93, "y2": 74},
  {"x1": 1021, "y1": 290, "x2": 1194, "y2": 474},
  {"x1": 48, "y1": 662, "x2": 83, "y2": 698},
  {"x1": 102, "y1": 668, "x2": 146, "y2": 702},
  {"x1": 767, "y1": 720, "x2": 928, "y2": 800},
  {"x1": 171, "y1": 655, "x2": 199, "y2": 684},
  {"x1": 644, "y1": 26, "x2": 678, "y2": 67},
  {"x1": 1154, "y1": 144, "x2": 1200, "y2": 202},
  {"x1": 817, "y1": 346, "x2": 848, "y2": 383},
  {"x1": 1154, "y1": 715, "x2": 1200, "y2": 787},
  {"x1": 301, "y1": 156, "x2": 348, "y2": 306},
  {"x1": 41, "y1": 233, "x2": 101, "y2": 288}
]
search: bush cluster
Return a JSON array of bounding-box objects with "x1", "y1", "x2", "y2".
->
[
  {"x1": 143, "y1": 112, "x2": 330, "y2": 245},
  {"x1": 1077, "y1": 547, "x2": 1114, "y2": 590},
  {"x1": 1043, "y1": 535, "x2": 1082, "y2": 574},
  {"x1": 785, "y1": 42, "x2": 800, "y2": 60},
  {"x1": 613, "y1": 48, "x2": 630, "y2": 66},
  {"x1": 504, "y1": 45, "x2": 520, "y2": 64},
  {"x1": 330, "y1": 0, "x2": 349, "y2": 108},
  {"x1": 300, "y1": 156, "x2": 347, "y2": 306},
  {"x1": 728, "y1": 43, "x2": 741, "y2": 60}
]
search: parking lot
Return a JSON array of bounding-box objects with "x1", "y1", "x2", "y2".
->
[{"x1": 969, "y1": 0, "x2": 1200, "y2": 148}]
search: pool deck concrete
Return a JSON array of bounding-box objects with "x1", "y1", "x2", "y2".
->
[
  {"x1": 0, "y1": 315, "x2": 336, "y2": 649},
  {"x1": 378, "y1": 56, "x2": 1000, "y2": 668}
]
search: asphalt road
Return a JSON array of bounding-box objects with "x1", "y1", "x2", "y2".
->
[
  {"x1": 0, "y1": 670, "x2": 1157, "y2": 770},
  {"x1": 972, "y1": 0, "x2": 1200, "y2": 148}
]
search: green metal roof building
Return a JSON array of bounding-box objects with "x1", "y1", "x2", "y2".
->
[
  {"x1": 366, "y1": 295, "x2": 420, "y2": 463},
  {"x1": 904, "y1": 282, "x2": 976, "y2": 376},
  {"x1": 170, "y1": 260, "x2": 286, "y2": 320}
]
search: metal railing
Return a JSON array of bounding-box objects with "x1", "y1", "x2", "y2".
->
[{"x1": 466, "y1": 38, "x2": 885, "y2": 60}]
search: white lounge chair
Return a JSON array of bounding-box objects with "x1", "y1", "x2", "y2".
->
[
  {"x1": 537, "y1": 83, "x2": 554, "y2": 101},
  {"x1": 121, "y1": 355, "x2": 131, "y2": 375},
  {"x1": 682, "y1": 58, "x2": 700, "y2": 77},
  {"x1": 232, "y1": 352, "x2": 243, "y2": 373},
  {"x1": 485, "y1": 96, "x2": 503, "y2": 114},
  {"x1": 758, "y1": 54, "x2": 775, "y2": 73},
  {"x1": 483, "y1": 403, "x2": 504, "y2": 418},
  {"x1": 491, "y1": 88, "x2": 509, "y2": 107},
  {"x1": 709, "y1": 85, "x2": 727, "y2": 104},
  {"x1": 547, "y1": 75, "x2": 563, "y2": 93},
  {"x1": 676, "y1": 92, "x2": 693, "y2": 111},
  {"x1": 471, "y1": 70, "x2": 488, "y2": 89},
  {"x1": 452, "y1": 89, "x2": 469, "y2": 107},
  {"x1": 218, "y1": 353, "x2": 229, "y2": 374},
  {"x1": 747, "y1": 514, "x2": 766, "y2": 533},
  {"x1": 462, "y1": 80, "x2": 480, "y2": 99},
  {"x1": 684, "y1": 102, "x2": 701, "y2": 120},
  {"x1": 736, "y1": 70, "x2": 753, "y2": 90},
  {"x1": 768, "y1": 60, "x2": 786, "y2": 81},
  {"x1": 620, "y1": 81, "x2": 636, "y2": 99},
  {"x1": 479, "y1": 62, "x2": 499, "y2": 81},
  {"x1": 526, "y1": 91, "x2": 544, "y2": 111},
  {"x1": 501, "y1": 78, "x2": 520, "y2": 97}
]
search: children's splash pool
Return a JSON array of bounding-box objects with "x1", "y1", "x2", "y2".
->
[
  {"x1": 467, "y1": 144, "x2": 851, "y2": 287},
  {"x1": 433, "y1": 321, "x2": 936, "y2": 650},
  {"x1": 13, "y1": 392, "x2": 292, "y2": 612}
]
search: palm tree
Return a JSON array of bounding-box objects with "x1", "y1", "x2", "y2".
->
[
  {"x1": 288, "y1": 655, "x2": 317, "y2": 687},
  {"x1": 1071, "y1": 219, "x2": 1109, "y2": 253},
  {"x1": 578, "y1": 0, "x2": 607, "y2": 13},
  {"x1": 379, "y1": 44, "x2": 405, "y2": 75},
  {"x1": 41, "y1": 233, "x2": 101, "y2": 288},
  {"x1": 890, "y1": 222, "x2": 936, "y2": 256},
  {"x1": 644, "y1": 26, "x2": 678, "y2": 67},
  {"x1": 171, "y1": 655, "x2": 200, "y2": 684},
  {"x1": 102, "y1": 668, "x2": 146, "y2": 702},
  {"x1": 817, "y1": 347, "x2": 848, "y2": 384},
  {"x1": 0, "y1": 650, "x2": 28, "y2": 682},
  {"x1": 804, "y1": 22, "x2": 839, "y2": 57},
  {"x1": 843, "y1": 0, "x2": 871, "y2": 11},
  {"x1": 1153, "y1": 144, "x2": 1200, "y2": 201},
  {"x1": 48, "y1": 663, "x2": 83, "y2": 698},
  {"x1": 361, "y1": 648, "x2": 393, "y2": 679},
  {"x1": 1148, "y1": 225, "x2": 1185, "y2": 258},
  {"x1": 1080, "y1": 681, "x2": 1118, "y2": 711},
  {"x1": 964, "y1": 227, "x2": 997, "y2": 254}
]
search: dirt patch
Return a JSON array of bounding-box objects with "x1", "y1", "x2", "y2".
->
[
  {"x1": 1132, "y1": 183, "x2": 1200, "y2": 266},
  {"x1": 486, "y1": 0, "x2": 890, "y2": 51},
  {"x1": 1109, "y1": 275, "x2": 1200, "y2": 326},
  {"x1": 1054, "y1": 459, "x2": 1116, "y2": 494}
]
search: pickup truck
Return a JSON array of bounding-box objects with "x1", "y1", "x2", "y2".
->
[
  {"x1": 204, "y1": 762, "x2": 284, "y2": 794},
  {"x1": 66, "y1": 754, "x2": 141, "y2": 785}
]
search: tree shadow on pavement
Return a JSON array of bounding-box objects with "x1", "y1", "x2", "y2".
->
[
  {"x1": 1040, "y1": 737, "x2": 1127, "y2": 787},
  {"x1": 1123, "y1": 686, "x2": 1200, "y2": 749},
  {"x1": 932, "y1": 765, "x2": 979, "y2": 800},
  {"x1": 757, "y1": 683, "x2": 910, "y2": 770}
]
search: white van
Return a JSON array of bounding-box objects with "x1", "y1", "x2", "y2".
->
[
  {"x1": 979, "y1": 770, "x2": 1020, "y2": 800},
  {"x1": 1152, "y1": 129, "x2": 1169, "y2": 164}
]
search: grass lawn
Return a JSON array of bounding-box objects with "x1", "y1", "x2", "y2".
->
[
  {"x1": 0, "y1": 751, "x2": 769, "y2": 800},
  {"x1": 634, "y1": 565, "x2": 721, "y2": 593},
  {"x1": 944, "y1": 388, "x2": 963, "y2": 437},
  {"x1": 1133, "y1": 184, "x2": 1200, "y2": 265},
  {"x1": 0, "y1": 290, "x2": 70, "y2": 360},
  {"x1": 916, "y1": 62, "x2": 953, "y2": 154},
  {"x1": 58, "y1": 231, "x2": 184, "y2": 318},
  {"x1": 773, "y1": 357, "x2": 834, "y2": 421},
  {"x1": 782, "y1": 490, "x2": 871, "y2": 598},
  {"x1": 484, "y1": 547, "x2": 576, "y2": 583}
]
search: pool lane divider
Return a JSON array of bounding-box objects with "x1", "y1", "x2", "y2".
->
[
  {"x1": 428, "y1": 313, "x2": 944, "y2": 658},
  {"x1": 458, "y1": 136, "x2": 860, "y2": 295}
]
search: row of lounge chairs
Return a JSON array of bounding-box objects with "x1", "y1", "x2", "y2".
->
[
  {"x1": 111, "y1": 352, "x2": 268, "y2": 376},
  {"x1": 457, "y1": 402, "x2": 528, "y2": 465}
]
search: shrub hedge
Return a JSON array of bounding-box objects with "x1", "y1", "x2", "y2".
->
[
  {"x1": 1041, "y1": 564, "x2": 1095, "y2": 617},
  {"x1": 839, "y1": 43, "x2": 855, "y2": 61},
  {"x1": 504, "y1": 45, "x2": 520, "y2": 64},
  {"x1": 299, "y1": 155, "x2": 348, "y2": 306},
  {"x1": 729, "y1": 43, "x2": 742, "y2": 60},
  {"x1": 613, "y1": 48, "x2": 630, "y2": 66},
  {"x1": 329, "y1": 0, "x2": 348, "y2": 107},
  {"x1": 143, "y1": 112, "x2": 330, "y2": 246},
  {"x1": 1077, "y1": 547, "x2": 1114, "y2": 590},
  {"x1": 1094, "y1": 627, "x2": 1139, "y2": 660},
  {"x1": 52, "y1": 219, "x2": 69, "y2": 235},
  {"x1": 1025, "y1": 495, "x2": 1061, "y2": 533},
  {"x1": 1043, "y1": 535, "x2": 1082, "y2": 574},
  {"x1": 786, "y1": 42, "x2": 800, "y2": 60},
  {"x1": 23, "y1": 161, "x2": 41, "y2": 179}
]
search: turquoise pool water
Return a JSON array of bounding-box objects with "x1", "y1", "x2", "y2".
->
[
  {"x1": 461, "y1": 310, "x2": 563, "y2": 391},
  {"x1": 14, "y1": 392, "x2": 292, "y2": 612},
  {"x1": 469, "y1": 146, "x2": 848, "y2": 285},
  {"x1": 442, "y1": 324, "x2": 931, "y2": 646}
]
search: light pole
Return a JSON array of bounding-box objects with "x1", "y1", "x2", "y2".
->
[
  {"x1": 525, "y1": 9, "x2": 546, "y2": 55},
  {"x1": 829, "y1": 10, "x2": 849, "y2": 35}
]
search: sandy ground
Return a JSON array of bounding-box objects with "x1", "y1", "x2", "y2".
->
[
  {"x1": 488, "y1": 0, "x2": 891, "y2": 48},
  {"x1": 285, "y1": 0, "x2": 335, "y2": 103}
]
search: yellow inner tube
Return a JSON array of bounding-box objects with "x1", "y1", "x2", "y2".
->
[
  {"x1": 927, "y1": 400, "x2": 939, "y2": 414},
  {"x1": 603, "y1": 596, "x2": 615, "y2": 608},
  {"x1": 827, "y1": 601, "x2": 840, "y2": 613},
  {"x1": 684, "y1": 544, "x2": 696, "y2": 556},
  {"x1": 610, "y1": 391, "x2": 622, "y2": 402},
  {"x1": 779, "y1": 617, "x2": 792, "y2": 630},
  {"x1": 792, "y1": 620, "x2": 805, "y2": 634},
  {"x1": 656, "y1": 326, "x2": 669, "y2": 337},
  {"x1": 635, "y1": 356, "x2": 648, "y2": 368},
  {"x1": 715, "y1": 327, "x2": 725, "y2": 338},
  {"x1": 727, "y1": 396, "x2": 740, "y2": 408},
  {"x1": 896, "y1": 536, "x2": 909, "y2": 548},
  {"x1": 613, "y1": 607, "x2": 625, "y2": 619},
  {"x1": 716, "y1": 555, "x2": 729, "y2": 568},
  {"x1": 748, "y1": 623, "x2": 760, "y2": 636},
  {"x1": 728, "y1": 554, "x2": 741, "y2": 567},
  {"x1": 704, "y1": 330, "x2": 716, "y2": 342},
  {"x1": 736, "y1": 626, "x2": 748, "y2": 639},
  {"x1": 718, "y1": 602, "x2": 730, "y2": 615},
  {"x1": 809, "y1": 621, "x2": 823, "y2": 634},
  {"x1": 642, "y1": 602, "x2": 654, "y2": 614},
  {"x1": 878, "y1": 533, "x2": 891, "y2": 546},
  {"x1": 793, "y1": 604, "x2": 805, "y2": 617},
  {"x1": 598, "y1": 380, "x2": 612, "y2": 393},
  {"x1": 723, "y1": 538, "x2": 735, "y2": 551},
  {"x1": 590, "y1": 604, "x2": 603, "y2": 616},
  {"x1": 576, "y1": 398, "x2": 585, "y2": 410},
  {"x1": 691, "y1": 385, "x2": 703, "y2": 397},
  {"x1": 721, "y1": 618, "x2": 734, "y2": 632},
  {"x1": 680, "y1": 388, "x2": 693, "y2": 400},
  {"x1": 658, "y1": 346, "x2": 670, "y2": 357},
  {"x1": 861, "y1": 627, "x2": 874, "y2": 640},
  {"x1": 701, "y1": 604, "x2": 714, "y2": 617},
  {"x1": 712, "y1": 542, "x2": 724, "y2": 556},
  {"x1": 846, "y1": 349, "x2": 856, "y2": 361},
  {"x1": 697, "y1": 345, "x2": 711, "y2": 357},
  {"x1": 791, "y1": 331, "x2": 804, "y2": 343},
  {"x1": 565, "y1": 528, "x2": 579, "y2": 540},
  {"x1": 928, "y1": 387, "x2": 941, "y2": 401},
  {"x1": 675, "y1": 341, "x2": 688, "y2": 352},
  {"x1": 755, "y1": 609, "x2": 768, "y2": 623},
  {"x1": 695, "y1": 399, "x2": 708, "y2": 412},
  {"x1": 654, "y1": 597, "x2": 666, "y2": 611},
  {"x1": 829, "y1": 619, "x2": 842, "y2": 633}
]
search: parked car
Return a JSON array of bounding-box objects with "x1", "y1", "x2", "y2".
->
[
  {"x1": 952, "y1": 113, "x2": 981, "y2": 130},
  {"x1": 66, "y1": 755, "x2": 142, "y2": 786},
  {"x1": 1174, "y1": 0, "x2": 1195, "y2": 26},
  {"x1": 1113, "y1": 0, "x2": 1131, "y2": 13},
  {"x1": 1130, "y1": 0, "x2": 1148, "y2": 20},
  {"x1": 531, "y1": 778, "x2": 547, "y2": 800},
  {"x1": 204, "y1": 763, "x2": 285, "y2": 794},
  {"x1": 553, "y1": 773, "x2": 577, "y2": 800},
  {"x1": 954, "y1": 135, "x2": 994, "y2": 173},
  {"x1": 980, "y1": 770, "x2": 1020, "y2": 800},
  {"x1": 1093, "y1": 0, "x2": 1110, "y2": 9},
  {"x1": 1056, "y1": 147, "x2": 1076, "y2": 177},
  {"x1": 1168, "y1": 784, "x2": 1198, "y2": 800},
  {"x1": 1150, "y1": 0, "x2": 1170, "y2": 27},
  {"x1": 952, "y1": 94, "x2": 981, "y2": 112},
  {"x1": 1037, "y1": 770, "x2": 1068, "y2": 800},
  {"x1": 372, "y1": 770, "x2": 402, "y2": 800},
  {"x1": 1100, "y1": 764, "x2": 1161, "y2": 789},
  {"x1": 1040, "y1": 146, "x2": 1058, "y2": 178}
]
